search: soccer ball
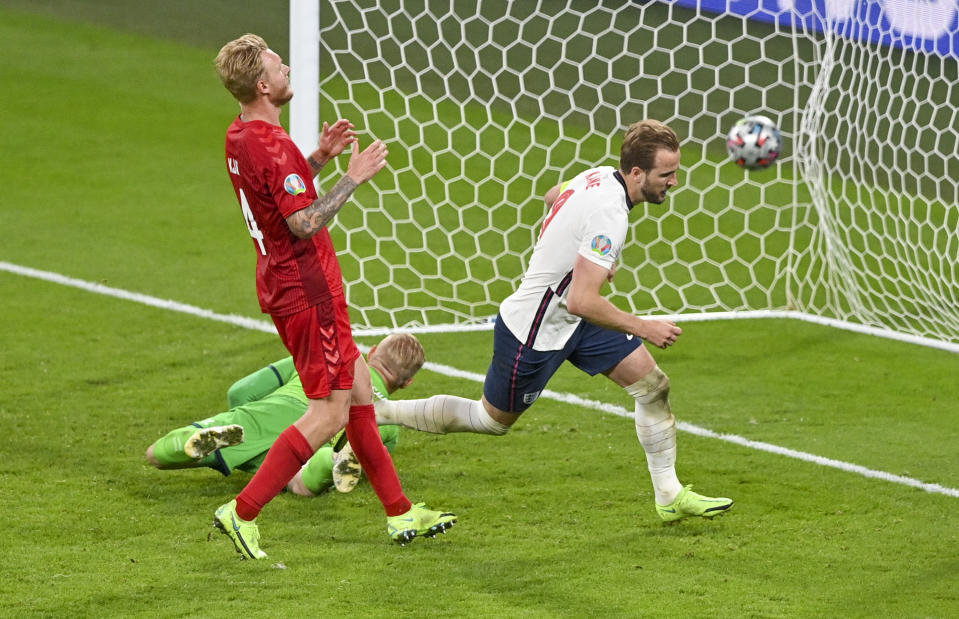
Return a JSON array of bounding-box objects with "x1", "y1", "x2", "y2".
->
[{"x1": 726, "y1": 115, "x2": 782, "y2": 170}]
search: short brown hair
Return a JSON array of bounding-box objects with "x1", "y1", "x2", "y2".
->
[
  {"x1": 215, "y1": 34, "x2": 269, "y2": 104},
  {"x1": 619, "y1": 120, "x2": 680, "y2": 173},
  {"x1": 370, "y1": 333, "x2": 425, "y2": 385}
]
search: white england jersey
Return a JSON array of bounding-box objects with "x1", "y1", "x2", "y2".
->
[{"x1": 499, "y1": 165, "x2": 632, "y2": 351}]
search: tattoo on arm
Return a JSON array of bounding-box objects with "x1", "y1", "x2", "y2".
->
[
  {"x1": 287, "y1": 176, "x2": 358, "y2": 238},
  {"x1": 307, "y1": 155, "x2": 324, "y2": 177}
]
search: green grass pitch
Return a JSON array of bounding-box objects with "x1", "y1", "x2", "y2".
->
[{"x1": 1, "y1": 3, "x2": 958, "y2": 617}]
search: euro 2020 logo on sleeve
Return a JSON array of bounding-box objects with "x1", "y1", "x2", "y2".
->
[
  {"x1": 284, "y1": 173, "x2": 307, "y2": 196},
  {"x1": 590, "y1": 234, "x2": 612, "y2": 256}
]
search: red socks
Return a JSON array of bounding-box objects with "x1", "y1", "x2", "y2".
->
[
  {"x1": 346, "y1": 404, "x2": 411, "y2": 516},
  {"x1": 235, "y1": 425, "x2": 314, "y2": 521},
  {"x1": 234, "y1": 407, "x2": 411, "y2": 520}
]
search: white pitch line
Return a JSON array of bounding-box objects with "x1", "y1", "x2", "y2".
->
[
  {"x1": 0, "y1": 261, "x2": 277, "y2": 335},
  {"x1": 411, "y1": 360, "x2": 959, "y2": 498},
  {"x1": 3, "y1": 259, "x2": 957, "y2": 499}
]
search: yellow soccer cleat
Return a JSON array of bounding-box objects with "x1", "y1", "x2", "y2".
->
[
  {"x1": 213, "y1": 499, "x2": 267, "y2": 560},
  {"x1": 387, "y1": 502, "x2": 457, "y2": 546},
  {"x1": 656, "y1": 485, "x2": 733, "y2": 522}
]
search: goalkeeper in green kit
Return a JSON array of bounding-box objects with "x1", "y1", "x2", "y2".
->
[{"x1": 145, "y1": 333, "x2": 423, "y2": 496}]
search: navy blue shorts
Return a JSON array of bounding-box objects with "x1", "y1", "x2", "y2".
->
[{"x1": 483, "y1": 315, "x2": 643, "y2": 413}]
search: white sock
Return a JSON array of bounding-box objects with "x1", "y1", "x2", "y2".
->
[
  {"x1": 624, "y1": 367, "x2": 684, "y2": 505},
  {"x1": 374, "y1": 395, "x2": 510, "y2": 435}
]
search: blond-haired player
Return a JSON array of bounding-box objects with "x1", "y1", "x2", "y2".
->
[{"x1": 212, "y1": 33, "x2": 452, "y2": 557}]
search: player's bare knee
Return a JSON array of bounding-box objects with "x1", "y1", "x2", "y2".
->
[{"x1": 624, "y1": 365, "x2": 670, "y2": 404}]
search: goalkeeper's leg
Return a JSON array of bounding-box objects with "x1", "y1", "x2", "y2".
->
[
  {"x1": 146, "y1": 424, "x2": 242, "y2": 470},
  {"x1": 287, "y1": 445, "x2": 335, "y2": 496}
]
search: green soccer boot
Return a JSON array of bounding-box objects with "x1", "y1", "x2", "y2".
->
[
  {"x1": 184, "y1": 425, "x2": 245, "y2": 459},
  {"x1": 331, "y1": 442, "x2": 363, "y2": 493},
  {"x1": 656, "y1": 485, "x2": 733, "y2": 522},
  {"x1": 213, "y1": 499, "x2": 267, "y2": 560},
  {"x1": 387, "y1": 502, "x2": 457, "y2": 546},
  {"x1": 329, "y1": 429, "x2": 348, "y2": 453}
]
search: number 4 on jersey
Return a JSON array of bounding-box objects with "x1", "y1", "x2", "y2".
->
[{"x1": 238, "y1": 188, "x2": 267, "y2": 255}]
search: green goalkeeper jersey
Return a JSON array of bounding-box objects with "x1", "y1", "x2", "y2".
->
[
  {"x1": 195, "y1": 357, "x2": 396, "y2": 475},
  {"x1": 226, "y1": 356, "x2": 389, "y2": 407}
]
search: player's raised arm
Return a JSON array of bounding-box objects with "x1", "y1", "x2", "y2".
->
[
  {"x1": 306, "y1": 119, "x2": 357, "y2": 177},
  {"x1": 286, "y1": 139, "x2": 389, "y2": 239}
]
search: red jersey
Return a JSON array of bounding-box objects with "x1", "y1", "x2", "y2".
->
[{"x1": 224, "y1": 116, "x2": 345, "y2": 316}]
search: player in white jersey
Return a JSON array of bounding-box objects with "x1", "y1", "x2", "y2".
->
[
  {"x1": 376, "y1": 120, "x2": 733, "y2": 522},
  {"x1": 499, "y1": 164, "x2": 632, "y2": 354}
]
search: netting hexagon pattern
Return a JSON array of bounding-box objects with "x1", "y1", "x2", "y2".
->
[{"x1": 314, "y1": 0, "x2": 958, "y2": 345}]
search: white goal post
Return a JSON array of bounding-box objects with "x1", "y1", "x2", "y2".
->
[{"x1": 290, "y1": 0, "x2": 959, "y2": 353}]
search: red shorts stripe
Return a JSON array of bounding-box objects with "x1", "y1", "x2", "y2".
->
[{"x1": 271, "y1": 294, "x2": 359, "y2": 399}]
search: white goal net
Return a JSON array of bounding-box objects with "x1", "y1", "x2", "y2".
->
[{"x1": 302, "y1": 0, "x2": 959, "y2": 349}]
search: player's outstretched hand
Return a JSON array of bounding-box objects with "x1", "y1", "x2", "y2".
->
[
  {"x1": 346, "y1": 139, "x2": 388, "y2": 185},
  {"x1": 640, "y1": 319, "x2": 683, "y2": 349},
  {"x1": 317, "y1": 119, "x2": 357, "y2": 162}
]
